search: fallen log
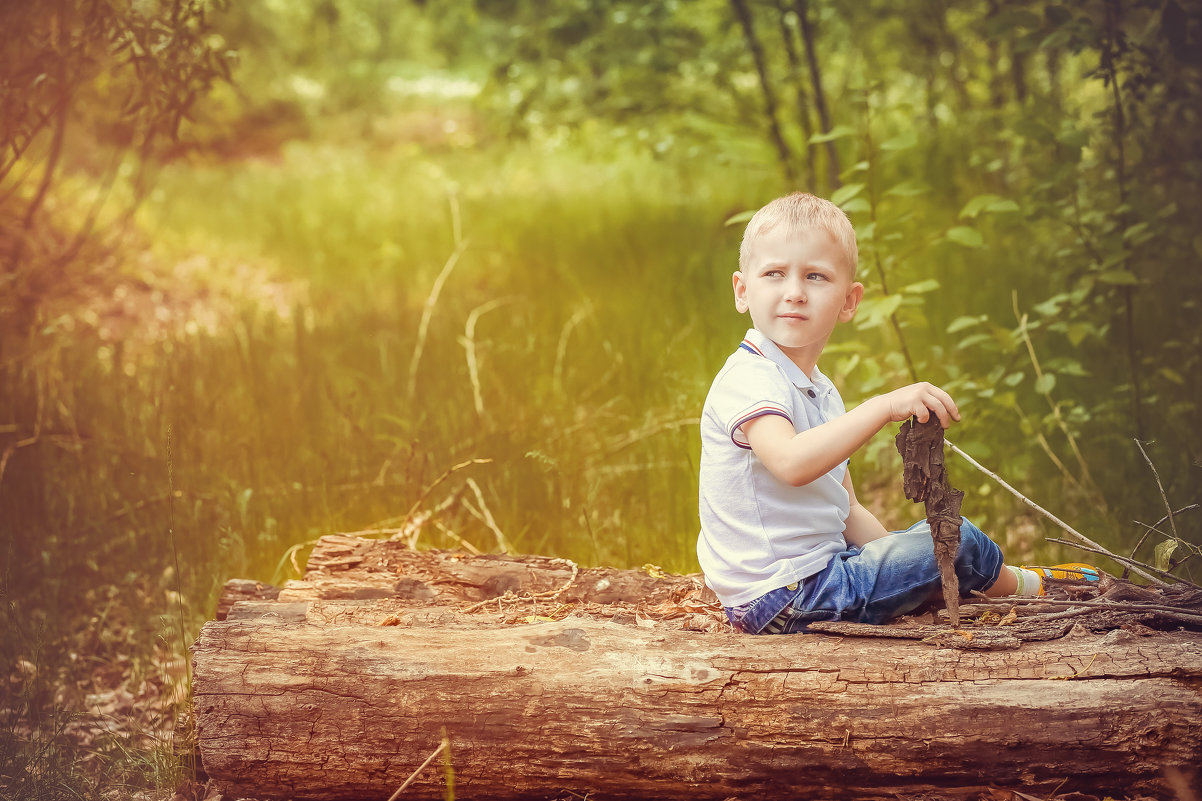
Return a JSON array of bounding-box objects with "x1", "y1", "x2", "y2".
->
[{"x1": 193, "y1": 536, "x2": 1202, "y2": 800}]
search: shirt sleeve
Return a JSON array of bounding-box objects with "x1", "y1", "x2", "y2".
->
[{"x1": 709, "y1": 359, "x2": 797, "y2": 450}]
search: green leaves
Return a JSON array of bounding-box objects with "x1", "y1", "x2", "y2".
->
[
  {"x1": 808, "y1": 125, "x2": 857, "y2": 144},
  {"x1": 944, "y1": 226, "x2": 984, "y2": 248},
  {"x1": 883, "y1": 180, "x2": 930, "y2": 197},
  {"x1": 901, "y1": 279, "x2": 940, "y2": 294},
  {"x1": 854, "y1": 294, "x2": 902, "y2": 330},
  {"x1": 947, "y1": 315, "x2": 987, "y2": 333},
  {"x1": 830, "y1": 182, "x2": 865, "y2": 207},
  {"x1": 959, "y1": 194, "x2": 1021, "y2": 219},
  {"x1": 724, "y1": 209, "x2": 756, "y2": 227}
]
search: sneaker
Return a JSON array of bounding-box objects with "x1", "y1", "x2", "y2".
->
[{"x1": 1022, "y1": 563, "x2": 1101, "y2": 595}]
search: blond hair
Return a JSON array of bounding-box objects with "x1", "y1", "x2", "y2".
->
[{"x1": 739, "y1": 192, "x2": 858, "y2": 274}]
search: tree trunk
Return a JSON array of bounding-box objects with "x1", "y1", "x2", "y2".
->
[
  {"x1": 193, "y1": 536, "x2": 1202, "y2": 800},
  {"x1": 793, "y1": 0, "x2": 840, "y2": 192},
  {"x1": 729, "y1": 0, "x2": 797, "y2": 186},
  {"x1": 775, "y1": 0, "x2": 817, "y2": 188}
]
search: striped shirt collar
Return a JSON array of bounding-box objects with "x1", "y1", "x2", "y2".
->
[{"x1": 738, "y1": 328, "x2": 825, "y2": 393}]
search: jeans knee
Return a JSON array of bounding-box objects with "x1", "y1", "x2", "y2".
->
[
  {"x1": 957, "y1": 517, "x2": 1005, "y2": 580},
  {"x1": 959, "y1": 517, "x2": 991, "y2": 553}
]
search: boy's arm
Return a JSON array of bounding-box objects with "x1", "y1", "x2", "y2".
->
[
  {"x1": 841, "y1": 469, "x2": 890, "y2": 546},
  {"x1": 743, "y1": 382, "x2": 959, "y2": 488}
]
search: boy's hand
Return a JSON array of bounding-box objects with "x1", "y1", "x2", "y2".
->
[{"x1": 881, "y1": 382, "x2": 960, "y2": 428}]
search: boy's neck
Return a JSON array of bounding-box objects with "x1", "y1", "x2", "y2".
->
[{"x1": 775, "y1": 341, "x2": 821, "y2": 381}]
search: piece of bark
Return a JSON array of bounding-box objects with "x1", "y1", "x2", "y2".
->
[
  {"x1": 896, "y1": 416, "x2": 965, "y2": 625},
  {"x1": 214, "y1": 578, "x2": 280, "y2": 621},
  {"x1": 192, "y1": 616, "x2": 1202, "y2": 800},
  {"x1": 265, "y1": 533, "x2": 713, "y2": 607}
]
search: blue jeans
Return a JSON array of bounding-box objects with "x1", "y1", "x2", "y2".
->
[{"x1": 726, "y1": 518, "x2": 1005, "y2": 634}]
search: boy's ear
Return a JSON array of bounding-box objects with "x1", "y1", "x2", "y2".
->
[
  {"x1": 839, "y1": 281, "x2": 864, "y2": 322},
  {"x1": 732, "y1": 271, "x2": 749, "y2": 314}
]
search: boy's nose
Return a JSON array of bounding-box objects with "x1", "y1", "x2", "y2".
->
[{"x1": 784, "y1": 281, "x2": 807, "y2": 302}]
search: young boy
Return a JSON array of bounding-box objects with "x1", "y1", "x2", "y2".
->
[{"x1": 697, "y1": 192, "x2": 1094, "y2": 634}]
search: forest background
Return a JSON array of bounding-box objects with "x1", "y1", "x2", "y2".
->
[{"x1": 2, "y1": 0, "x2": 1201, "y2": 797}]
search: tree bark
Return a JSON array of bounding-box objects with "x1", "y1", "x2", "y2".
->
[
  {"x1": 194, "y1": 536, "x2": 1202, "y2": 800},
  {"x1": 895, "y1": 416, "x2": 964, "y2": 626}
]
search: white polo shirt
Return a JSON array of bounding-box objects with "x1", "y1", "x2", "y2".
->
[{"x1": 697, "y1": 328, "x2": 850, "y2": 607}]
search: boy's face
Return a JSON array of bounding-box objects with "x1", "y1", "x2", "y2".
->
[{"x1": 733, "y1": 226, "x2": 863, "y2": 373}]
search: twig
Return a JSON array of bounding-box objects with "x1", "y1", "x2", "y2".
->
[
  {"x1": 400, "y1": 458, "x2": 492, "y2": 536},
  {"x1": 461, "y1": 559, "x2": 580, "y2": 613},
  {"x1": 1047, "y1": 653, "x2": 1097, "y2": 680},
  {"x1": 1012, "y1": 291, "x2": 1097, "y2": 493},
  {"x1": 1128, "y1": 504, "x2": 1201, "y2": 575},
  {"x1": 1024, "y1": 606, "x2": 1097, "y2": 623},
  {"x1": 1045, "y1": 538, "x2": 1202, "y2": 590},
  {"x1": 433, "y1": 521, "x2": 483, "y2": 556},
  {"x1": 1134, "y1": 439, "x2": 1178, "y2": 541},
  {"x1": 966, "y1": 592, "x2": 1201, "y2": 616},
  {"x1": 401, "y1": 483, "x2": 470, "y2": 549},
  {"x1": 1013, "y1": 405, "x2": 1083, "y2": 494},
  {"x1": 385, "y1": 740, "x2": 447, "y2": 801},
  {"x1": 945, "y1": 439, "x2": 1166, "y2": 586}
]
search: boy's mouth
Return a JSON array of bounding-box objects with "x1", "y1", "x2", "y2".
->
[{"x1": 779, "y1": 313, "x2": 808, "y2": 321}]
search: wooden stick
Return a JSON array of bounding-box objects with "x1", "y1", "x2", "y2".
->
[
  {"x1": 945, "y1": 439, "x2": 1166, "y2": 586},
  {"x1": 386, "y1": 741, "x2": 447, "y2": 801},
  {"x1": 1134, "y1": 439, "x2": 1178, "y2": 541},
  {"x1": 399, "y1": 458, "x2": 492, "y2": 536},
  {"x1": 1045, "y1": 538, "x2": 1202, "y2": 590},
  {"x1": 1128, "y1": 503, "x2": 1200, "y2": 566},
  {"x1": 965, "y1": 592, "x2": 1202, "y2": 616}
]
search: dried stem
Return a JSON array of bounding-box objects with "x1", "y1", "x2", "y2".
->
[
  {"x1": 461, "y1": 558, "x2": 579, "y2": 613},
  {"x1": 463, "y1": 477, "x2": 512, "y2": 554},
  {"x1": 462, "y1": 297, "x2": 517, "y2": 418},
  {"x1": 1012, "y1": 292, "x2": 1098, "y2": 494},
  {"x1": 1045, "y1": 538, "x2": 1201, "y2": 590},
  {"x1": 1134, "y1": 439, "x2": 1178, "y2": 541},
  {"x1": 1129, "y1": 504, "x2": 1200, "y2": 564},
  {"x1": 385, "y1": 740, "x2": 447, "y2": 801},
  {"x1": 399, "y1": 458, "x2": 492, "y2": 540},
  {"x1": 945, "y1": 439, "x2": 1165, "y2": 586},
  {"x1": 965, "y1": 592, "x2": 1201, "y2": 616},
  {"x1": 433, "y1": 521, "x2": 483, "y2": 556},
  {"x1": 407, "y1": 238, "x2": 468, "y2": 401}
]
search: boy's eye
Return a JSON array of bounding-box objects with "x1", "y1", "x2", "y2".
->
[{"x1": 807, "y1": 272, "x2": 827, "y2": 281}]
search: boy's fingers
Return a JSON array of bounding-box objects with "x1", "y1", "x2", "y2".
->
[
  {"x1": 930, "y1": 387, "x2": 959, "y2": 426},
  {"x1": 929, "y1": 400, "x2": 950, "y2": 428},
  {"x1": 938, "y1": 389, "x2": 961, "y2": 422}
]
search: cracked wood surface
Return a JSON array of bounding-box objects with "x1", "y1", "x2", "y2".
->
[
  {"x1": 196, "y1": 535, "x2": 1202, "y2": 799},
  {"x1": 255, "y1": 533, "x2": 708, "y2": 611},
  {"x1": 192, "y1": 613, "x2": 1202, "y2": 800}
]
